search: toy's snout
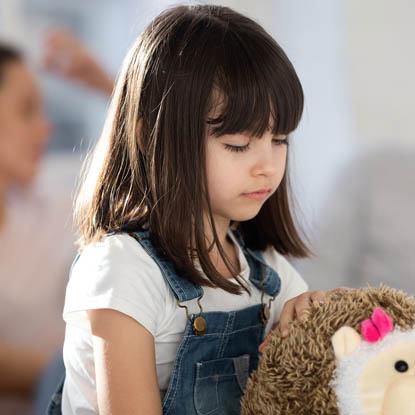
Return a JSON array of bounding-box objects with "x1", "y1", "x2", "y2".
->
[
  {"x1": 359, "y1": 343, "x2": 415, "y2": 414},
  {"x1": 382, "y1": 375, "x2": 415, "y2": 414},
  {"x1": 331, "y1": 323, "x2": 415, "y2": 415}
]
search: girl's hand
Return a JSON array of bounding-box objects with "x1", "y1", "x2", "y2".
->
[{"x1": 258, "y1": 288, "x2": 351, "y2": 353}]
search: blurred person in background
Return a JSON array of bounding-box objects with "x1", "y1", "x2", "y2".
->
[
  {"x1": 0, "y1": 31, "x2": 113, "y2": 415},
  {"x1": 299, "y1": 147, "x2": 415, "y2": 294}
]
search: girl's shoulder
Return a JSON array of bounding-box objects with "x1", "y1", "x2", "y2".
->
[
  {"x1": 65, "y1": 232, "x2": 171, "y2": 335},
  {"x1": 73, "y1": 232, "x2": 160, "y2": 275}
]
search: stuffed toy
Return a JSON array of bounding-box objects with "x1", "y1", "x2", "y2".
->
[{"x1": 241, "y1": 285, "x2": 415, "y2": 415}]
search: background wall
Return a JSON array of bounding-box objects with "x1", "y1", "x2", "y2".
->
[{"x1": 344, "y1": 0, "x2": 415, "y2": 146}]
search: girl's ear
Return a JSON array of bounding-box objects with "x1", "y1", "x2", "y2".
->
[{"x1": 331, "y1": 326, "x2": 362, "y2": 359}]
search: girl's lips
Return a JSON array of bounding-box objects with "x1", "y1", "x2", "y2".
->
[{"x1": 242, "y1": 190, "x2": 271, "y2": 200}]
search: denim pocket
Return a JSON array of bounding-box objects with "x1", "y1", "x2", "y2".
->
[{"x1": 194, "y1": 354, "x2": 250, "y2": 415}]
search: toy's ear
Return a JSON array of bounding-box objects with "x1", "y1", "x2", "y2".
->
[{"x1": 331, "y1": 326, "x2": 362, "y2": 359}]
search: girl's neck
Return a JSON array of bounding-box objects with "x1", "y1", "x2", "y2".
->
[
  {"x1": 202, "y1": 216, "x2": 240, "y2": 274},
  {"x1": 204, "y1": 215, "x2": 230, "y2": 250},
  {"x1": 209, "y1": 221, "x2": 240, "y2": 279}
]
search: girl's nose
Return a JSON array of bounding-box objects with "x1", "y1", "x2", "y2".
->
[{"x1": 251, "y1": 147, "x2": 281, "y2": 177}]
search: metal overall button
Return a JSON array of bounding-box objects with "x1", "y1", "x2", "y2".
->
[
  {"x1": 260, "y1": 304, "x2": 271, "y2": 324},
  {"x1": 259, "y1": 272, "x2": 276, "y2": 324},
  {"x1": 177, "y1": 294, "x2": 206, "y2": 336}
]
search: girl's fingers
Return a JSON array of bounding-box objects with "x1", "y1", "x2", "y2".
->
[
  {"x1": 262, "y1": 289, "x2": 351, "y2": 345},
  {"x1": 289, "y1": 289, "x2": 350, "y2": 333},
  {"x1": 292, "y1": 292, "x2": 314, "y2": 322},
  {"x1": 258, "y1": 322, "x2": 279, "y2": 352},
  {"x1": 280, "y1": 291, "x2": 327, "y2": 337},
  {"x1": 278, "y1": 296, "x2": 299, "y2": 337},
  {"x1": 308, "y1": 290, "x2": 327, "y2": 306},
  {"x1": 258, "y1": 337, "x2": 269, "y2": 353}
]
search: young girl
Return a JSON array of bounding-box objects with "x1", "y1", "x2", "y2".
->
[{"x1": 53, "y1": 4, "x2": 330, "y2": 415}]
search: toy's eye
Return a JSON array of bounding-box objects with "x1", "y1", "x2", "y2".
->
[{"x1": 395, "y1": 360, "x2": 409, "y2": 373}]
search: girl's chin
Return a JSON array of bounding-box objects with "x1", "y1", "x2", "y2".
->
[{"x1": 230, "y1": 208, "x2": 263, "y2": 223}]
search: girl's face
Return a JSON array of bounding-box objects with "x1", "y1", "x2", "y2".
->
[
  {"x1": 0, "y1": 62, "x2": 51, "y2": 187},
  {"x1": 206, "y1": 129, "x2": 288, "y2": 228}
]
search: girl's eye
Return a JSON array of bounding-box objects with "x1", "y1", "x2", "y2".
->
[
  {"x1": 224, "y1": 144, "x2": 250, "y2": 153},
  {"x1": 273, "y1": 138, "x2": 289, "y2": 146},
  {"x1": 224, "y1": 137, "x2": 288, "y2": 153}
]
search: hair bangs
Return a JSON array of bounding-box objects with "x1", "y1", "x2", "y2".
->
[{"x1": 206, "y1": 29, "x2": 303, "y2": 138}]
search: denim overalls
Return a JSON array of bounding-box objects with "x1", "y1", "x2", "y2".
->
[{"x1": 47, "y1": 229, "x2": 281, "y2": 415}]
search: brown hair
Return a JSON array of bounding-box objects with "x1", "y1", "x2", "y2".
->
[
  {"x1": 0, "y1": 44, "x2": 22, "y2": 86},
  {"x1": 75, "y1": 4, "x2": 310, "y2": 294}
]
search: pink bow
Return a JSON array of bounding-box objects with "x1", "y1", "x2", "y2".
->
[{"x1": 361, "y1": 307, "x2": 394, "y2": 343}]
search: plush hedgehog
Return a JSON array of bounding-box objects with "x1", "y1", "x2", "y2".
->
[{"x1": 241, "y1": 285, "x2": 415, "y2": 415}]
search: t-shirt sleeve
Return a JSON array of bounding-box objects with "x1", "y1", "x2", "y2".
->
[
  {"x1": 63, "y1": 233, "x2": 168, "y2": 337},
  {"x1": 262, "y1": 246, "x2": 308, "y2": 329}
]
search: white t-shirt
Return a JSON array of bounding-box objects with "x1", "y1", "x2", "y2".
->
[
  {"x1": 62, "y1": 231, "x2": 308, "y2": 415},
  {"x1": 0, "y1": 184, "x2": 76, "y2": 415}
]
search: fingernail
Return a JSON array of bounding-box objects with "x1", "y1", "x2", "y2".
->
[{"x1": 281, "y1": 329, "x2": 289, "y2": 337}]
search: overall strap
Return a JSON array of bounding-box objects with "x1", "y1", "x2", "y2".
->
[
  {"x1": 129, "y1": 230, "x2": 204, "y2": 303},
  {"x1": 229, "y1": 229, "x2": 281, "y2": 298},
  {"x1": 69, "y1": 253, "x2": 81, "y2": 275}
]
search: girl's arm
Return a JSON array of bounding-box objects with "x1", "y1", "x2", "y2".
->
[{"x1": 88, "y1": 308, "x2": 162, "y2": 415}]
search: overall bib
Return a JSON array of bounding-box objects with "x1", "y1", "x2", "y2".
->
[{"x1": 47, "y1": 229, "x2": 281, "y2": 415}]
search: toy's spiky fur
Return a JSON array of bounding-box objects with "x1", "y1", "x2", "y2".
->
[{"x1": 241, "y1": 285, "x2": 415, "y2": 415}]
